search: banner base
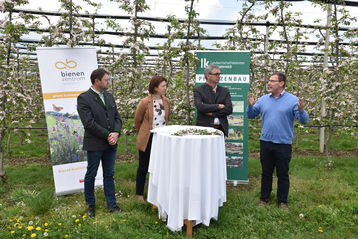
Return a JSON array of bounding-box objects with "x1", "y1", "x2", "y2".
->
[{"x1": 227, "y1": 180, "x2": 249, "y2": 186}]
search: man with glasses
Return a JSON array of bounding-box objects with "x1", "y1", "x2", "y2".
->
[
  {"x1": 194, "y1": 64, "x2": 233, "y2": 136},
  {"x1": 247, "y1": 72, "x2": 309, "y2": 209}
]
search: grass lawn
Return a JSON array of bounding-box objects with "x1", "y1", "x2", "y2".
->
[
  {"x1": 0, "y1": 127, "x2": 357, "y2": 238},
  {"x1": 0, "y1": 155, "x2": 357, "y2": 238}
]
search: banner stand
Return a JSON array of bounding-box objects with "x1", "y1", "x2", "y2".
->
[
  {"x1": 195, "y1": 51, "x2": 251, "y2": 184},
  {"x1": 37, "y1": 47, "x2": 103, "y2": 195}
]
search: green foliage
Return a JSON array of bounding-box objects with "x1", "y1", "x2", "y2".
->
[{"x1": 25, "y1": 191, "x2": 54, "y2": 215}]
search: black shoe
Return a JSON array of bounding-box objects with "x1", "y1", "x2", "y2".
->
[
  {"x1": 108, "y1": 205, "x2": 121, "y2": 213},
  {"x1": 87, "y1": 205, "x2": 95, "y2": 218}
]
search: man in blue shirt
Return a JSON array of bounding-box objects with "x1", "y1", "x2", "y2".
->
[{"x1": 247, "y1": 72, "x2": 309, "y2": 209}]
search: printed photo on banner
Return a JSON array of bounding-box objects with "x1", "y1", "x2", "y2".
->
[
  {"x1": 228, "y1": 115, "x2": 244, "y2": 126},
  {"x1": 232, "y1": 101, "x2": 244, "y2": 113},
  {"x1": 226, "y1": 142, "x2": 244, "y2": 154},
  {"x1": 226, "y1": 156, "x2": 244, "y2": 168},
  {"x1": 227, "y1": 128, "x2": 244, "y2": 140},
  {"x1": 44, "y1": 99, "x2": 86, "y2": 166}
]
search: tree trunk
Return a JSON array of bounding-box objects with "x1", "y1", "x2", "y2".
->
[{"x1": 184, "y1": 0, "x2": 195, "y2": 125}]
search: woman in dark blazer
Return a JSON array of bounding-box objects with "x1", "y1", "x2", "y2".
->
[{"x1": 134, "y1": 76, "x2": 170, "y2": 200}]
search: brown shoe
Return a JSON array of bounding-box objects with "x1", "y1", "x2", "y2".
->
[
  {"x1": 278, "y1": 202, "x2": 288, "y2": 210},
  {"x1": 258, "y1": 200, "x2": 268, "y2": 208},
  {"x1": 136, "y1": 195, "x2": 145, "y2": 201}
]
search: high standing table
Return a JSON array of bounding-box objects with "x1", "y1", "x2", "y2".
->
[{"x1": 147, "y1": 125, "x2": 227, "y2": 235}]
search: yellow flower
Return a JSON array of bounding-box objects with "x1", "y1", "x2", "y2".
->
[
  {"x1": 318, "y1": 227, "x2": 324, "y2": 233},
  {"x1": 64, "y1": 234, "x2": 69, "y2": 238},
  {"x1": 36, "y1": 227, "x2": 42, "y2": 231},
  {"x1": 82, "y1": 215, "x2": 87, "y2": 219},
  {"x1": 10, "y1": 230, "x2": 15, "y2": 234},
  {"x1": 57, "y1": 223, "x2": 62, "y2": 226},
  {"x1": 44, "y1": 223, "x2": 49, "y2": 226},
  {"x1": 92, "y1": 221, "x2": 97, "y2": 225},
  {"x1": 45, "y1": 229, "x2": 49, "y2": 232},
  {"x1": 75, "y1": 219, "x2": 80, "y2": 223},
  {"x1": 27, "y1": 226, "x2": 34, "y2": 231},
  {"x1": 14, "y1": 223, "x2": 20, "y2": 228},
  {"x1": 31, "y1": 233, "x2": 37, "y2": 238}
]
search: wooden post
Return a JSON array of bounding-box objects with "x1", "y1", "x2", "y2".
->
[{"x1": 184, "y1": 219, "x2": 193, "y2": 238}]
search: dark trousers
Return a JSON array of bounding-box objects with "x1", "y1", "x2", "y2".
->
[
  {"x1": 84, "y1": 147, "x2": 117, "y2": 208},
  {"x1": 136, "y1": 133, "x2": 153, "y2": 196},
  {"x1": 260, "y1": 140, "x2": 292, "y2": 204}
]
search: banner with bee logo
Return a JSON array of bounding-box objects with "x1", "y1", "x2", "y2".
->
[
  {"x1": 195, "y1": 51, "x2": 250, "y2": 184},
  {"x1": 37, "y1": 47, "x2": 102, "y2": 195}
]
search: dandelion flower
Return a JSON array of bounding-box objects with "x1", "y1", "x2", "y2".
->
[
  {"x1": 64, "y1": 234, "x2": 69, "y2": 238},
  {"x1": 27, "y1": 226, "x2": 34, "y2": 231},
  {"x1": 31, "y1": 233, "x2": 37, "y2": 237},
  {"x1": 36, "y1": 227, "x2": 41, "y2": 231},
  {"x1": 10, "y1": 230, "x2": 15, "y2": 234},
  {"x1": 45, "y1": 229, "x2": 49, "y2": 232},
  {"x1": 44, "y1": 232, "x2": 49, "y2": 237},
  {"x1": 318, "y1": 227, "x2": 323, "y2": 233},
  {"x1": 75, "y1": 219, "x2": 80, "y2": 223},
  {"x1": 299, "y1": 213, "x2": 304, "y2": 218},
  {"x1": 28, "y1": 221, "x2": 34, "y2": 225},
  {"x1": 44, "y1": 223, "x2": 49, "y2": 226}
]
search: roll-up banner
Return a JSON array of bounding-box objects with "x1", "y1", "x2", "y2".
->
[
  {"x1": 195, "y1": 51, "x2": 250, "y2": 184},
  {"x1": 37, "y1": 47, "x2": 102, "y2": 195}
]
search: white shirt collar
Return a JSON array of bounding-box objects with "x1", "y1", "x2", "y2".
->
[
  {"x1": 269, "y1": 90, "x2": 285, "y2": 98},
  {"x1": 91, "y1": 87, "x2": 103, "y2": 95}
]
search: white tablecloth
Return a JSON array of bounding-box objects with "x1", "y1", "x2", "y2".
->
[{"x1": 147, "y1": 125, "x2": 227, "y2": 232}]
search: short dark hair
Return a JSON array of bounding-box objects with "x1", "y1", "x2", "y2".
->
[
  {"x1": 90, "y1": 68, "x2": 109, "y2": 84},
  {"x1": 148, "y1": 76, "x2": 167, "y2": 94},
  {"x1": 271, "y1": 72, "x2": 287, "y2": 88}
]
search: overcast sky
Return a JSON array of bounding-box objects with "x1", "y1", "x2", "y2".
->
[
  {"x1": 15, "y1": 0, "x2": 358, "y2": 26},
  {"x1": 1, "y1": 0, "x2": 357, "y2": 58}
]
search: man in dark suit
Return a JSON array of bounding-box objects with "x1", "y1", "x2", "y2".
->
[
  {"x1": 194, "y1": 65, "x2": 233, "y2": 136},
  {"x1": 77, "y1": 68, "x2": 122, "y2": 217}
]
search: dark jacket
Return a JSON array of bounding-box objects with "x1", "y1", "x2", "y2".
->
[
  {"x1": 194, "y1": 83, "x2": 233, "y2": 136},
  {"x1": 77, "y1": 88, "x2": 122, "y2": 151}
]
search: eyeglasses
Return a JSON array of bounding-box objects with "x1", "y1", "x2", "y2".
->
[
  {"x1": 268, "y1": 80, "x2": 280, "y2": 83},
  {"x1": 209, "y1": 73, "x2": 221, "y2": 76}
]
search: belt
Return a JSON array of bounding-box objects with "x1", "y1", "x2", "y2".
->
[{"x1": 212, "y1": 125, "x2": 222, "y2": 129}]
